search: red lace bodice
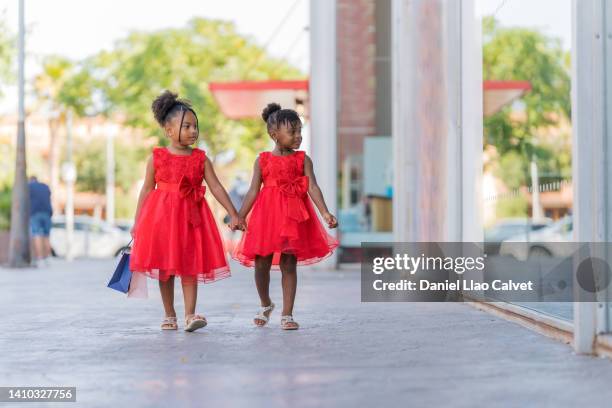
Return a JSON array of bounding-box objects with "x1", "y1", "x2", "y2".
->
[
  {"x1": 259, "y1": 151, "x2": 306, "y2": 183},
  {"x1": 153, "y1": 147, "x2": 206, "y2": 184}
]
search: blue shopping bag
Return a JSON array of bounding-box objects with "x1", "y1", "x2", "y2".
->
[{"x1": 107, "y1": 243, "x2": 132, "y2": 293}]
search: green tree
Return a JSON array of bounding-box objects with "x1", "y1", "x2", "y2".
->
[
  {"x1": 0, "y1": 13, "x2": 14, "y2": 97},
  {"x1": 72, "y1": 140, "x2": 148, "y2": 194},
  {"x1": 483, "y1": 16, "x2": 572, "y2": 189},
  {"x1": 483, "y1": 17, "x2": 571, "y2": 154},
  {"x1": 33, "y1": 57, "x2": 95, "y2": 209},
  {"x1": 0, "y1": 185, "x2": 11, "y2": 230},
  {"x1": 93, "y1": 18, "x2": 303, "y2": 157}
]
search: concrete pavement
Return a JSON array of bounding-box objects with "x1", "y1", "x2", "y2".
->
[{"x1": 1, "y1": 258, "x2": 612, "y2": 407}]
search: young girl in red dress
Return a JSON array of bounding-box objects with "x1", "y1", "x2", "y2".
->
[
  {"x1": 130, "y1": 90, "x2": 244, "y2": 332},
  {"x1": 232, "y1": 103, "x2": 339, "y2": 330}
]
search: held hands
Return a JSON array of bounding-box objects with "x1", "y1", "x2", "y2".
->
[
  {"x1": 323, "y1": 212, "x2": 338, "y2": 229},
  {"x1": 228, "y1": 214, "x2": 247, "y2": 231}
]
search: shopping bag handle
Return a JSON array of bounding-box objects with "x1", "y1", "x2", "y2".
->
[{"x1": 121, "y1": 239, "x2": 134, "y2": 255}]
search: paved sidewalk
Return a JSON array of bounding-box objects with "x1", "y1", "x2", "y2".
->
[{"x1": 1, "y1": 258, "x2": 612, "y2": 407}]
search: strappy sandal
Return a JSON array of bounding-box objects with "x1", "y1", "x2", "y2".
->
[
  {"x1": 280, "y1": 315, "x2": 299, "y2": 330},
  {"x1": 161, "y1": 316, "x2": 178, "y2": 331},
  {"x1": 185, "y1": 314, "x2": 207, "y2": 332},
  {"x1": 254, "y1": 302, "x2": 275, "y2": 327}
]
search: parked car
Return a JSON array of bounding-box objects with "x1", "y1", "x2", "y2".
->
[
  {"x1": 484, "y1": 218, "x2": 551, "y2": 255},
  {"x1": 499, "y1": 216, "x2": 573, "y2": 260},
  {"x1": 114, "y1": 218, "x2": 134, "y2": 233},
  {"x1": 50, "y1": 215, "x2": 132, "y2": 258}
]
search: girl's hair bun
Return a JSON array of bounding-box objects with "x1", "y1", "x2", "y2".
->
[
  {"x1": 152, "y1": 90, "x2": 180, "y2": 126},
  {"x1": 262, "y1": 102, "x2": 282, "y2": 123}
]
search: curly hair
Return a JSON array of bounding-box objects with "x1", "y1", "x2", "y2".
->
[{"x1": 261, "y1": 102, "x2": 301, "y2": 134}]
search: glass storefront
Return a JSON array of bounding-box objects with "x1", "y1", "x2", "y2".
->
[
  {"x1": 337, "y1": 0, "x2": 393, "y2": 263},
  {"x1": 478, "y1": 0, "x2": 574, "y2": 321},
  {"x1": 333, "y1": 0, "x2": 612, "y2": 345}
]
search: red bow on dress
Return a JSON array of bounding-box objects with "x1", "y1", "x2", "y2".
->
[
  {"x1": 275, "y1": 176, "x2": 310, "y2": 239},
  {"x1": 178, "y1": 175, "x2": 206, "y2": 227}
]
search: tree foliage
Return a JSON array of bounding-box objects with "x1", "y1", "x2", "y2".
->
[
  {"x1": 0, "y1": 13, "x2": 15, "y2": 97},
  {"x1": 72, "y1": 140, "x2": 148, "y2": 194},
  {"x1": 92, "y1": 18, "x2": 303, "y2": 155},
  {"x1": 33, "y1": 56, "x2": 96, "y2": 118},
  {"x1": 483, "y1": 16, "x2": 572, "y2": 190}
]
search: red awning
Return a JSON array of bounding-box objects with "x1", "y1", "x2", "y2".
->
[
  {"x1": 483, "y1": 80, "x2": 532, "y2": 116},
  {"x1": 209, "y1": 79, "x2": 531, "y2": 119},
  {"x1": 209, "y1": 80, "x2": 309, "y2": 120}
]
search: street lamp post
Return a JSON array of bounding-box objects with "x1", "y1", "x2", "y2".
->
[
  {"x1": 106, "y1": 124, "x2": 118, "y2": 225},
  {"x1": 7, "y1": 0, "x2": 31, "y2": 267},
  {"x1": 61, "y1": 110, "x2": 77, "y2": 262}
]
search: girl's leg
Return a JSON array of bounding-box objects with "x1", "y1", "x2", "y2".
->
[
  {"x1": 159, "y1": 274, "x2": 176, "y2": 317},
  {"x1": 181, "y1": 278, "x2": 198, "y2": 317},
  {"x1": 254, "y1": 254, "x2": 274, "y2": 307},
  {"x1": 279, "y1": 253, "x2": 298, "y2": 316},
  {"x1": 181, "y1": 277, "x2": 206, "y2": 332},
  {"x1": 254, "y1": 254, "x2": 274, "y2": 326}
]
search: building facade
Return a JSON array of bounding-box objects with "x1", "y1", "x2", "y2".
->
[{"x1": 309, "y1": 0, "x2": 612, "y2": 356}]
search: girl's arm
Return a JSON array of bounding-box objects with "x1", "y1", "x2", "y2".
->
[
  {"x1": 131, "y1": 155, "x2": 156, "y2": 238},
  {"x1": 238, "y1": 158, "x2": 263, "y2": 223},
  {"x1": 203, "y1": 157, "x2": 242, "y2": 230},
  {"x1": 304, "y1": 154, "x2": 338, "y2": 229}
]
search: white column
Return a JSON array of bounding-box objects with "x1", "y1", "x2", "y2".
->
[
  {"x1": 445, "y1": 0, "x2": 482, "y2": 242},
  {"x1": 446, "y1": 0, "x2": 463, "y2": 242},
  {"x1": 531, "y1": 161, "x2": 544, "y2": 220},
  {"x1": 106, "y1": 124, "x2": 118, "y2": 225},
  {"x1": 63, "y1": 110, "x2": 76, "y2": 262},
  {"x1": 392, "y1": 0, "x2": 415, "y2": 242},
  {"x1": 392, "y1": 0, "x2": 482, "y2": 242},
  {"x1": 571, "y1": 0, "x2": 606, "y2": 354},
  {"x1": 459, "y1": 0, "x2": 484, "y2": 243},
  {"x1": 309, "y1": 0, "x2": 338, "y2": 268}
]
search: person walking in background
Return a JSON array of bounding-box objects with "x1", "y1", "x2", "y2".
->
[{"x1": 28, "y1": 176, "x2": 53, "y2": 267}]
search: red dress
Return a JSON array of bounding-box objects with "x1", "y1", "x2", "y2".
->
[
  {"x1": 232, "y1": 151, "x2": 339, "y2": 267},
  {"x1": 129, "y1": 147, "x2": 230, "y2": 284}
]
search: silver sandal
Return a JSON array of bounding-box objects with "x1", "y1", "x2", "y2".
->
[
  {"x1": 161, "y1": 316, "x2": 178, "y2": 331},
  {"x1": 280, "y1": 315, "x2": 299, "y2": 330},
  {"x1": 254, "y1": 302, "x2": 275, "y2": 326},
  {"x1": 185, "y1": 314, "x2": 207, "y2": 332}
]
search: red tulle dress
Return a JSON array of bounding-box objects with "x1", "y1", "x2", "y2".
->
[
  {"x1": 232, "y1": 151, "x2": 339, "y2": 268},
  {"x1": 129, "y1": 147, "x2": 230, "y2": 284}
]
